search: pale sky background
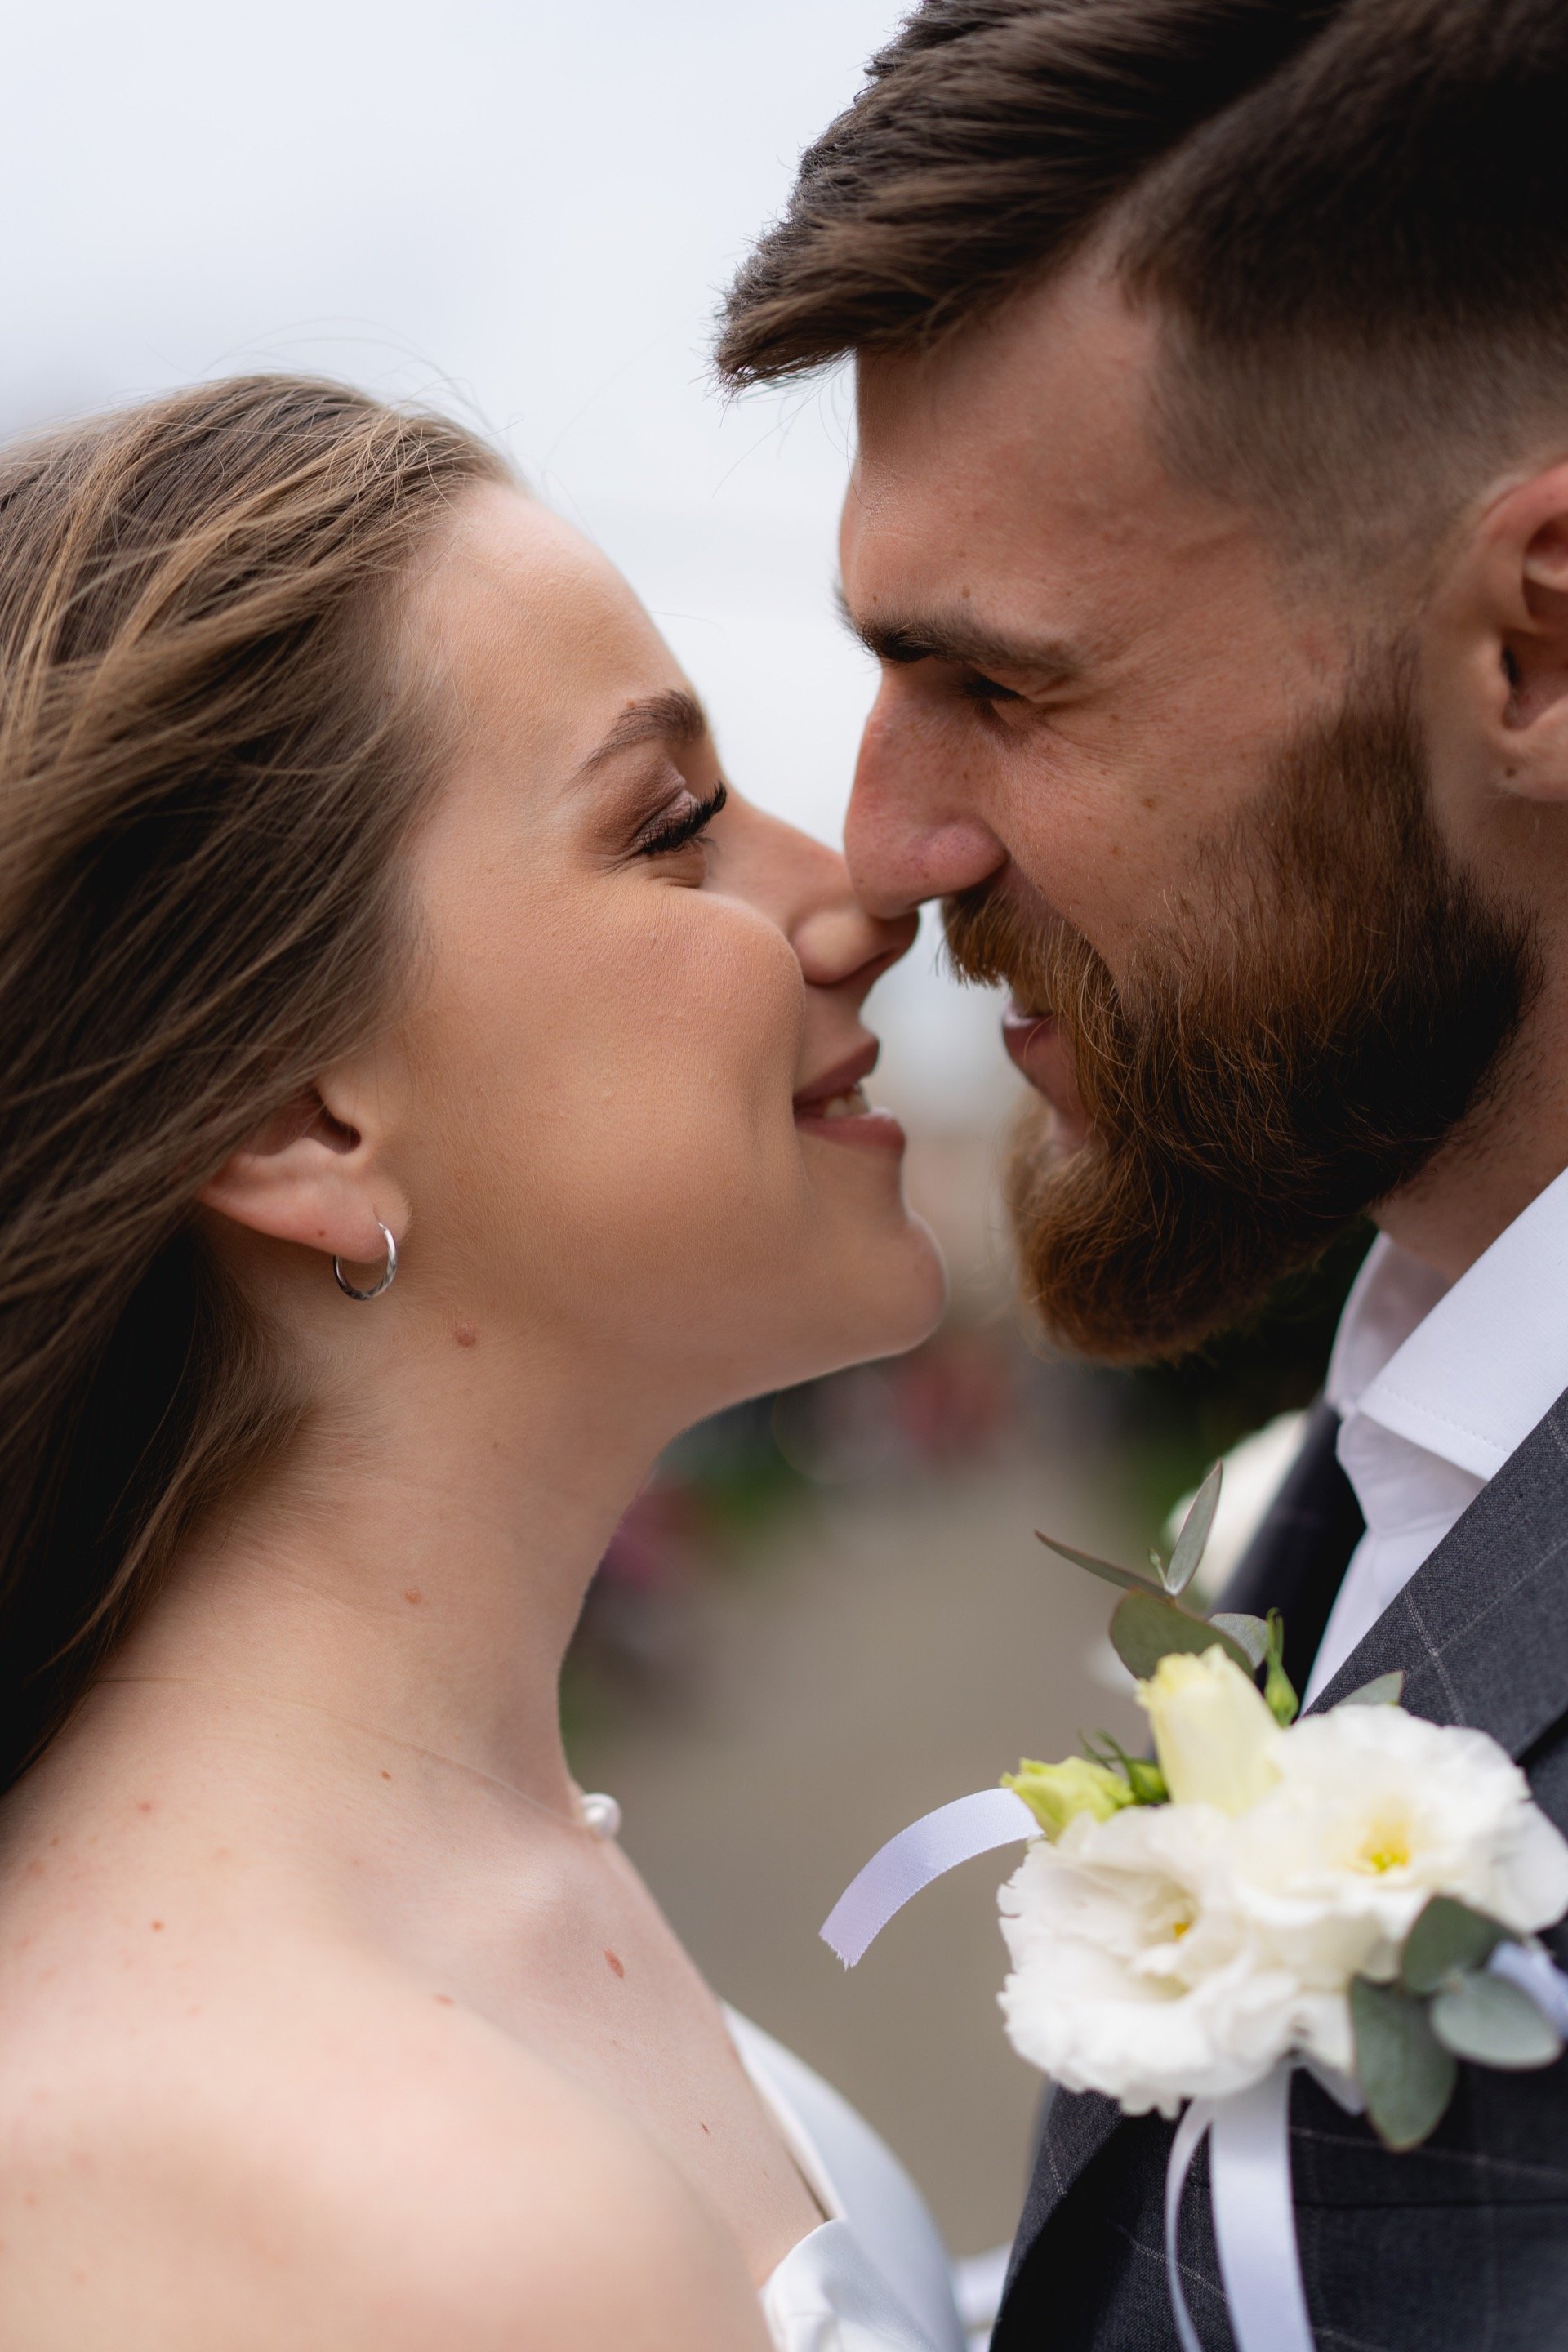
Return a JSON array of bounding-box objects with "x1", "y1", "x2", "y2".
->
[{"x1": 4, "y1": 0, "x2": 1015, "y2": 1125}]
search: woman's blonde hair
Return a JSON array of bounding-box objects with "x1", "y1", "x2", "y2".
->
[{"x1": 0, "y1": 373, "x2": 506, "y2": 1787}]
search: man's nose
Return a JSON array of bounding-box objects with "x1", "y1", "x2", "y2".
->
[{"x1": 845, "y1": 691, "x2": 1007, "y2": 917}]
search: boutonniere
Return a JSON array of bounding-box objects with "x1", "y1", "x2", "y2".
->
[{"x1": 822, "y1": 1467, "x2": 1568, "y2": 2352}]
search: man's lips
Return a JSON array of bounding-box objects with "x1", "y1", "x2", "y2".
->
[
  {"x1": 793, "y1": 1040, "x2": 906, "y2": 1155},
  {"x1": 1002, "y1": 1006, "x2": 1089, "y2": 1147},
  {"x1": 1002, "y1": 1006, "x2": 1054, "y2": 1076}
]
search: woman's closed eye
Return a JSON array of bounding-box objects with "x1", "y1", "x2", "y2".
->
[{"x1": 634, "y1": 780, "x2": 728, "y2": 861}]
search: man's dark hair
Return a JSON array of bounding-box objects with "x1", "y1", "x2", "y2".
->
[{"x1": 718, "y1": 0, "x2": 1568, "y2": 564}]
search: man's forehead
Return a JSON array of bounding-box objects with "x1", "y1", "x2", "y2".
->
[
  {"x1": 844, "y1": 264, "x2": 1258, "y2": 639},
  {"x1": 853, "y1": 260, "x2": 1166, "y2": 507}
]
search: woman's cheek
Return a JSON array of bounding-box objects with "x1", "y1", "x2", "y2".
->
[
  {"x1": 703, "y1": 896, "x2": 807, "y2": 1067},
  {"x1": 545, "y1": 904, "x2": 798, "y2": 1134},
  {"x1": 622, "y1": 892, "x2": 805, "y2": 1120},
  {"x1": 432, "y1": 889, "x2": 810, "y2": 1305}
]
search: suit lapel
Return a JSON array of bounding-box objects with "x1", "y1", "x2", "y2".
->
[{"x1": 1310, "y1": 1382, "x2": 1568, "y2": 1752}]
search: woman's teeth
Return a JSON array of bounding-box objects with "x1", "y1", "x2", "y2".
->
[{"x1": 815, "y1": 1085, "x2": 870, "y2": 1120}]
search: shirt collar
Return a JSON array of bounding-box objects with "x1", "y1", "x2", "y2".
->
[{"x1": 1326, "y1": 1163, "x2": 1568, "y2": 1482}]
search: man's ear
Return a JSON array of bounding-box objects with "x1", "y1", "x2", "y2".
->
[
  {"x1": 1439, "y1": 461, "x2": 1568, "y2": 804},
  {"x1": 198, "y1": 1083, "x2": 408, "y2": 1272}
]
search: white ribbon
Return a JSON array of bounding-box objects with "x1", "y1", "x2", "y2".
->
[
  {"x1": 1490, "y1": 1936, "x2": 1568, "y2": 2034},
  {"x1": 819, "y1": 1788, "x2": 1036, "y2": 1967},
  {"x1": 1166, "y1": 1953, "x2": 1568, "y2": 2352},
  {"x1": 1165, "y1": 2069, "x2": 1316, "y2": 2352}
]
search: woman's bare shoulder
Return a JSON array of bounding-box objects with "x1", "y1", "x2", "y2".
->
[{"x1": 0, "y1": 1930, "x2": 770, "y2": 2352}]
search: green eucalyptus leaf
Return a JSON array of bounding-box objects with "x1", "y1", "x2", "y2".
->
[
  {"x1": 1165, "y1": 1461, "x2": 1223, "y2": 1596},
  {"x1": 1351, "y1": 1976, "x2": 1458, "y2": 2151},
  {"x1": 1209, "y1": 1612, "x2": 1270, "y2": 1668},
  {"x1": 1108, "y1": 1588, "x2": 1254, "y2": 1682},
  {"x1": 1430, "y1": 1971, "x2": 1564, "y2": 2069},
  {"x1": 1036, "y1": 1532, "x2": 1165, "y2": 1597},
  {"x1": 1339, "y1": 1671, "x2": 1406, "y2": 1708},
  {"x1": 1401, "y1": 1897, "x2": 1509, "y2": 1996}
]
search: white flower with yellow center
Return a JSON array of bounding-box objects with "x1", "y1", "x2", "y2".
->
[
  {"x1": 1224, "y1": 1702, "x2": 1568, "y2": 2074},
  {"x1": 998, "y1": 1802, "x2": 1302, "y2": 2114},
  {"x1": 996, "y1": 1646, "x2": 1568, "y2": 2106}
]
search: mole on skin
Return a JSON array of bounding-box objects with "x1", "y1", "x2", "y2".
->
[{"x1": 604, "y1": 1950, "x2": 626, "y2": 1979}]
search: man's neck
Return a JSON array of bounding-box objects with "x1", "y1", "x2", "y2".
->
[{"x1": 1374, "y1": 1011, "x2": 1568, "y2": 1285}]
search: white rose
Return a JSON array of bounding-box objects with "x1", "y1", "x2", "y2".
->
[
  {"x1": 1224, "y1": 1704, "x2": 1568, "y2": 2076},
  {"x1": 997, "y1": 1803, "x2": 1302, "y2": 2115}
]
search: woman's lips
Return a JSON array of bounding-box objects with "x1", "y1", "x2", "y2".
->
[
  {"x1": 1002, "y1": 1006, "x2": 1089, "y2": 1149},
  {"x1": 794, "y1": 1087, "x2": 908, "y2": 1154},
  {"x1": 793, "y1": 1043, "x2": 906, "y2": 1155}
]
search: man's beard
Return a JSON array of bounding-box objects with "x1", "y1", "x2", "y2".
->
[{"x1": 945, "y1": 677, "x2": 1537, "y2": 1364}]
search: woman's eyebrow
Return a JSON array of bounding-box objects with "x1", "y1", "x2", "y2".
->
[{"x1": 573, "y1": 688, "x2": 709, "y2": 778}]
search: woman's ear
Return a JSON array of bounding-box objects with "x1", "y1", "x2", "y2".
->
[
  {"x1": 198, "y1": 1084, "x2": 407, "y2": 1271},
  {"x1": 1438, "y1": 461, "x2": 1568, "y2": 804}
]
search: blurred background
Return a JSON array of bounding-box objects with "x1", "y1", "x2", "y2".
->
[{"x1": 7, "y1": 0, "x2": 1368, "y2": 2255}]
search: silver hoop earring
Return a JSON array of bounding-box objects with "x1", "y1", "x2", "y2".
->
[{"x1": 333, "y1": 1220, "x2": 398, "y2": 1301}]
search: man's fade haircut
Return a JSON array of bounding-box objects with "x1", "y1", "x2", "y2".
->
[{"x1": 717, "y1": 0, "x2": 1568, "y2": 570}]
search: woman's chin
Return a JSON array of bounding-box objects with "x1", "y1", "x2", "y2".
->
[
  {"x1": 675, "y1": 1243, "x2": 947, "y2": 1438},
  {"x1": 653, "y1": 1196, "x2": 949, "y2": 1424},
  {"x1": 801, "y1": 1212, "x2": 949, "y2": 1377}
]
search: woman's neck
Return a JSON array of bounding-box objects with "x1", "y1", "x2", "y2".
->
[{"x1": 114, "y1": 1327, "x2": 672, "y2": 1818}]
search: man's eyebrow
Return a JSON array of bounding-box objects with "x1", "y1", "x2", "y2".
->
[
  {"x1": 574, "y1": 688, "x2": 709, "y2": 777},
  {"x1": 835, "y1": 587, "x2": 1084, "y2": 687}
]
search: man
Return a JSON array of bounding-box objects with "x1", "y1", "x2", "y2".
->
[{"x1": 719, "y1": 2, "x2": 1568, "y2": 2345}]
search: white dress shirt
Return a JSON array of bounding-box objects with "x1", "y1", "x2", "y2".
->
[{"x1": 1305, "y1": 1163, "x2": 1568, "y2": 1704}]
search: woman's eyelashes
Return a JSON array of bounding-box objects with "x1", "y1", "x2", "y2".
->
[{"x1": 633, "y1": 779, "x2": 728, "y2": 860}]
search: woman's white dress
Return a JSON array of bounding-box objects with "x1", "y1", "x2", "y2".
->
[{"x1": 726, "y1": 2008, "x2": 981, "y2": 2352}]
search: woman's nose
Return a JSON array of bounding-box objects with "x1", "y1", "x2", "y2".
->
[
  {"x1": 729, "y1": 797, "x2": 919, "y2": 995},
  {"x1": 791, "y1": 889, "x2": 918, "y2": 997}
]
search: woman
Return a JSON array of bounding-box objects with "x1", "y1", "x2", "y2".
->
[{"x1": 0, "y1": 377, "x2": 960, "y2": 2350}]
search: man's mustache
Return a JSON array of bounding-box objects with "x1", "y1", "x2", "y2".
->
[{"x1": 941, "y1": 879, "x2": 1092, "y2": 1012}]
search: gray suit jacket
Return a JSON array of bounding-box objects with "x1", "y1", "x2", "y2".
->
[{"x1": 991, "y1": 1397, "x2": 1568, "y2": 2351}]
